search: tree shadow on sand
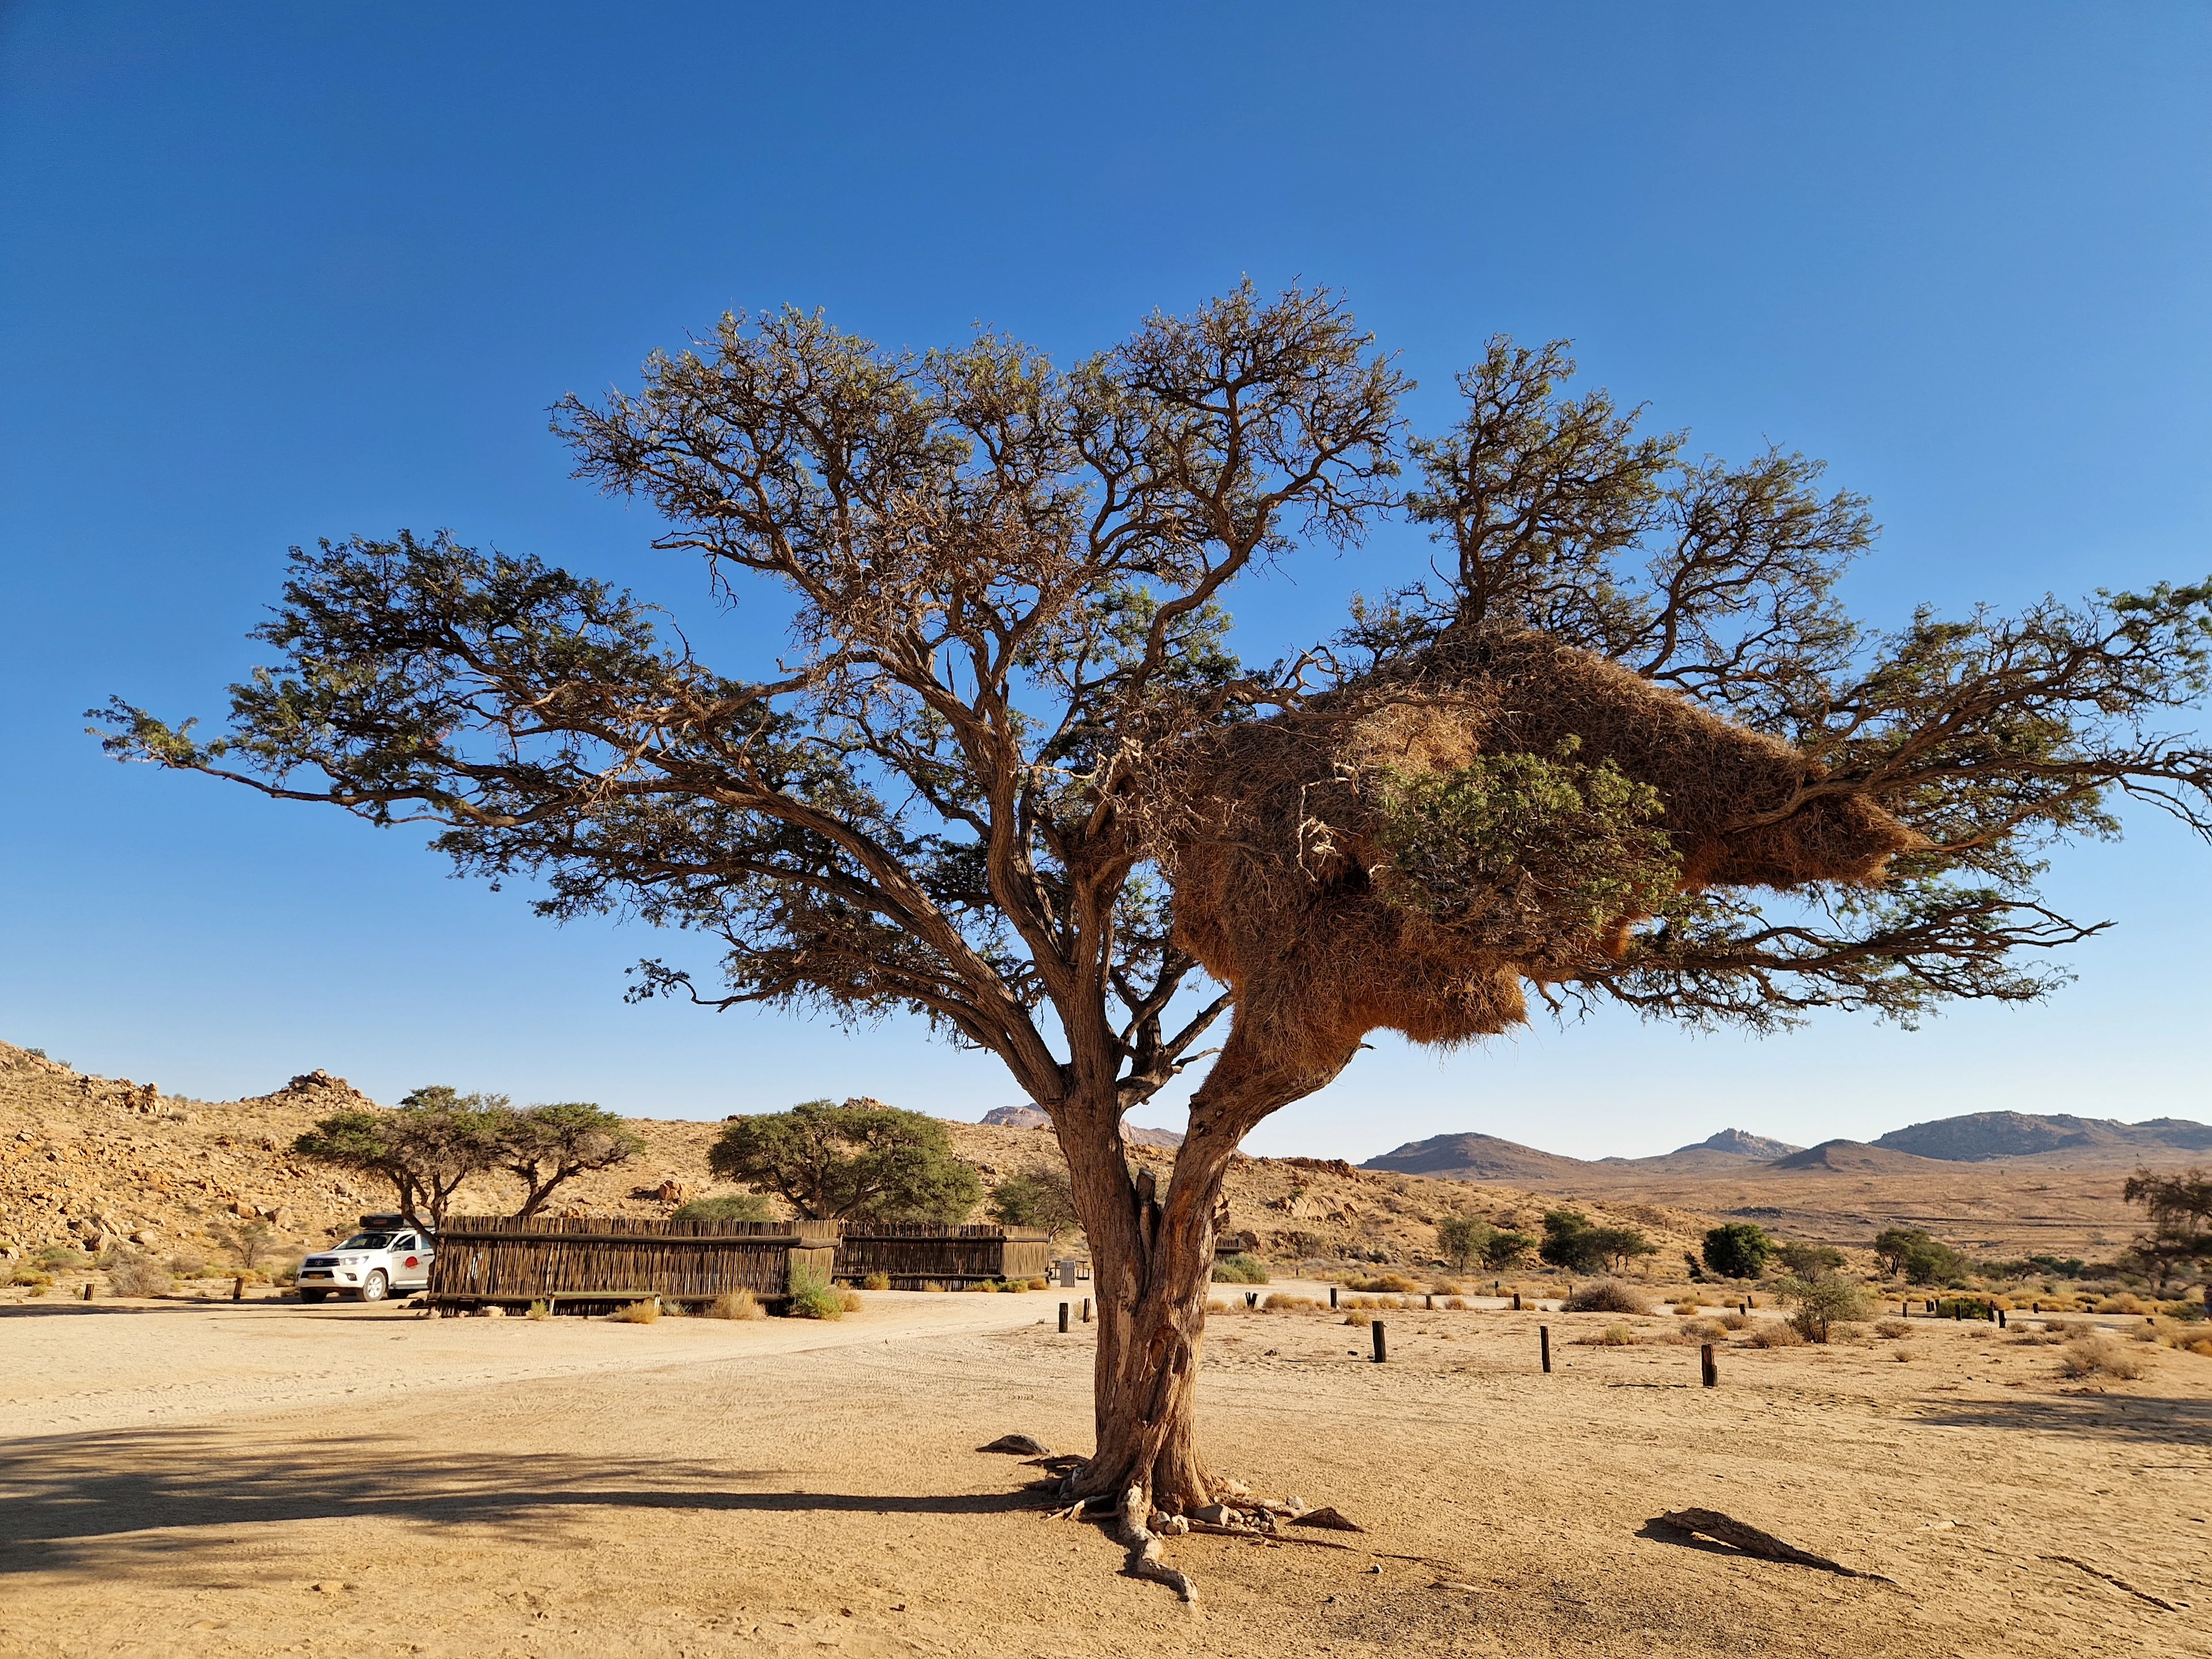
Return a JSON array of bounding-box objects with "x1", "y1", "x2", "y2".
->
[
  {"x1": 1904, "y1": 1389, "x2": 2212, "y2": 1448},
  {"x1": 0, "y1": 1423, "x2": 1040, "y2": 1575}
]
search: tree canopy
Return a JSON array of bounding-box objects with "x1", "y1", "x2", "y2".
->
[{"x1": 707, "y1": 1098, "x2": 982, "y2": 1222}]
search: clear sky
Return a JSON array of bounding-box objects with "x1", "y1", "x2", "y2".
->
[{"x1": 3, "y1": 3, "x2": 2208, "y2": 1160}]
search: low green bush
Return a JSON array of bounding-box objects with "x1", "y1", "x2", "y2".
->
[{"x1": 1211, "y1": 1254, "x2": 1270, "y2": 1285}]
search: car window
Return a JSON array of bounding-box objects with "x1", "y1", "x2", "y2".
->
[
  {"x1": 339, "y1": 1232, "x2": 394, "y2": 1250},
  {"x1": 392, "y1": 1235, "x2": 417, "y2": 1251}
]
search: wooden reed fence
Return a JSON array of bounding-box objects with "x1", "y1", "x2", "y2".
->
[
  {"x1": 832, "y1": 1223, "x2": 1054, "y2": 1289},
  {"x1": 426, "y1": 1215, "x2": 838, "y2": 1312}
]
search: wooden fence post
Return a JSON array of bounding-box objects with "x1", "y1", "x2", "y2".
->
[
  {"x1": 1082, "y1": 1297, "x2": 1092, "y2": 1323},
  {"x1": 232, "y1": 1277, "x2": 244, "y2": 1302},
  {"x1": 1700, "y1": 1343, "x2": 1717, "y2": 1388},
  {"x1": 81, "y1": 1282, "x2": 93, "y2": 1301},
  {"x1": 1059, "y1": 1302, "x2": 1070, "y2": 1333},
  {"x1": 1245, "y1": 1291, "x2": 1257, "y2": 1308},
  {"x1": 1372, "y1": 1321, "x2": 1387, "y2": 1363},
  {"x1": 1540, "y1": 1324, "x2": 1551, "y2": 1373},
  {"x1": 1512, "y1": 1291, "x2": 1522, "y2": 1311},
  {"x1": 1328, "y1": 1286, "x2": 1338, "y2": 1308}
]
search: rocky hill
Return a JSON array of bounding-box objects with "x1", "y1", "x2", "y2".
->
[
  {"x1": 1872, "y1": 1111, "x2": 2212, "y2": 1164},
  {"x1": 0, "y1": 1041, "x2": 1711, "y2": 1275}
]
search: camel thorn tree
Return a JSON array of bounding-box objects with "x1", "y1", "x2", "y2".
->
[{"x1": 97, "y1": 288, "x2": 2212, "y2": 1531}]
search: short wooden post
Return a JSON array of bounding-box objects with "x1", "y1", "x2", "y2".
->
[
  {"x1": 1425, "y1": 1293, "x2": 1434, "y2": 1310},
  {"x1": 1539, "y1": 1324, "x2": 1551, "y2": 1373},
  {"x1": 1512, "y1": 1291, "x2": 1522, "y2": 1311},
  {"x1": 81, "y1": 1282, "x2": 94, "y2": 1301},
  {"x1": 1700, "y1": 1342, "x2": 1718, "y2": 1388},
  {"x1": 1245, "y1": 1291, "x2": 1257, "y2": 1308},
  {"x1": 1372, "y1": 1321, "x2": 1387, "y2": 1363},
  {"x1": 1328, "y1": 1286, "x2": 1338, "y2": 1308},
  {"x1": 2031, "y1": 1301, "x2": 2039, "y2": 1313},
  {"x1": 232, "y1": 1277, "x2": 245, "y2": 1302},
  {"x1": 1997, "y1": 1308, "x2": 2006, "y2": 1329},
  {"x1": 1953, "y1": 1304, "x2": 1963, "y2": 1321},
  {"x1": 1082, "y1": 1297, "x2": 1091, "y2": 1323},
  {"x1": 1059, "y1": 1302, "x2": 1070, "y2": 1333}
]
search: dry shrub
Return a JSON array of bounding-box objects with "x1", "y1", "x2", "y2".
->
[
  {"x1": 862, "y1": 1272, "x2": 891, "y2": 1291},
  {"x1": 1345, "y1": 1273, "x2": 1419, "y2": 1294},
  {"x1": 1672, "y1": 1300, "x2": 1702, "y2": 1315},
  {"x1": 611, "y1": 1298, "x2": 661, "y2": 1324},
  {"x1": 1164, "y1": 629, "x2": 1914, "y2": 1082},
  {"x1": 1445, "y1": 1296, "x2": 1468, "y2": 1310},
  {"x1": 1429, "y1": 1279, "x2": 1464, "y2": 1297},
  {"x1": 527, "y1": 1300, "x2": 551, "y2": 1321},
  {"x1": 10, "y1": 1268, "x2": 55, "y2": 1290},
  {"x1": 1745, "y1": 1321, "x2": 1804, "y2": 1349},
  {"x1": 1719, "y1": 1311, "x2": 1751, "y2": 1331},
  {"x1": 838, "y1": 1289, "x2": 865, "y2": 1313},
  {"x1": 2093, "y1": 1294, "x2": 2151, "y2": 1316},
  {"x1": 1342, "y1": 1310, "x2": 1372, "y2": 1327},
  {"x1": 1891, "y1": 1346, "x2": 1919, "y2": 1363},
  {"x1": 1025, "y1": 1278, "x2": 1050, "y2": 1291},
  {"x1": 2059, "y1": 1335, "x2": 2147, "y2": 1380},
  {"x1": 2186, "y1": 1337, "x2": 2212, "y2": 1359},
  {"x1": 167, "y1": 1252, "x2": 207, "y2": 1277},
  {"x1": 1588, "y1": 1323, "x2": 1638, "y2": 1347},
  {"x1": 1682, "y1": 1318, "x2": 1728, "y2": 1341},
  {"x1": 1874, "y1": 1317, "x2": 1911, "y2": 1339},
  {"x1": 1563, "y1": 1280, "x2": 1653, "y2": 1315},
  {"x1": 967, "y1": 1280, "x2": 999, "y2": 1293},
  {"x1": 103, "y1": 1249, "x2": 172, "y2": 1298},
  {"x1": 921, "y1": 1281, "x2": 947, "y2": 1293},
  {"x1": 709, "y1": 1287, "x2": 764, "y2": 1320},
  {"x1": 1262, "y1": 1293, "x2": 1319, "y2": 1312}
]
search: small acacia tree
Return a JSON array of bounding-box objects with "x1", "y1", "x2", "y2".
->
[
  {"x1": 990, "y1": 1168, "x2": 1082, "y2": 1237},
  {"x1": 493, "y1": 1101, "x2": 646, "y2": 1221},
  {"x1": 2122, "y1": 1167, "x2": 2211, "y2": 1290},
  {"x1": 295, "y1": 1093, "x2": 503, "y2": 1233},
  {"x1": 1703, "y1": 1222, "x2": 1773, "y2": 1280},
  {"x1": 710, "y1": 1098, "x2": 982, "y2": 1222},
  {"x1": 100, "y1": 288, "x2": 2212, "y2": 1522}
]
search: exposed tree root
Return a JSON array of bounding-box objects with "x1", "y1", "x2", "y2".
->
[{"x1": 1118, "y1": 1486, "x2": 1199, "y2": 1604}]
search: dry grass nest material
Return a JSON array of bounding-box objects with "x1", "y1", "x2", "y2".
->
[{"x1": 1162, "y1": 628, "x2": 1915, "y2": 1078}]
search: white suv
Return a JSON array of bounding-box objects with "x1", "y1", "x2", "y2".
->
[{"x1": 296, "y1": 1216, "x2": 435, "y2": 1304}]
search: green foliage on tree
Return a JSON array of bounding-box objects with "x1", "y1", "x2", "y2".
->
[
  {"x1": 1872, "y1": 1226, "x2": 1971, "y2": 1286},
  {"x1": 1775, "y1": 1240, "x2": 1846, "y2": 1278},
  {"x1": 988, "y1": 1169, "x2": 1081, "y2": 1236},
  {"x1": 2123, "y1": 1166, "x2": 2212, "y2": 1290},
  {"x1": 708, "y1": 1098, "x2": 982, "y2": 1223},
  {"x1": 295, "y1": 1094, "x2": 505, "y2": 1233},
  {"x1": 491, "y1": 1100, "x2": 645, "y2": 1221},
  {"x1": 1372, "y1": 743, "x2": 1680, "y2": 948},
  {"x1": 1537, "y1": 1210, "x2": 1646, "y2": 1272},
  {"x1": 1482, "y1": 1229, "x2": 1536, "y2": 1270},
  {"x1": 1778, "y1": 1274, "x2": 1872, "y2": 1342},
  {"x1": 1701, "y1": 1222, "x2": 1772, "y2": 1280},
  {"x1": 294, "y1": 1088, "x2": 642, "y2": 1230},
  {"x1": 1435, "y1": 1213, "x2": 1488, "y2": 1270},
  {"x1": 671, "y1": 1192, "x2": 775, "y2": 1223}
]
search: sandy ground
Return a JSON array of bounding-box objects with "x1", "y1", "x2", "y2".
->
[{"x1": 2, "y1": 1287, "x2": 2208, "y2": 1659}]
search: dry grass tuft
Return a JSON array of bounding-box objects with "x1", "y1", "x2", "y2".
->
[
  {"x1": 1587, "y1": 1323, "x2": 1638, "y2": 1347},
  {"x1": 1342, "y1": 1310, "x2": 1372, "y2": 1327},
  {"x1": 2059, "y1": 1335, "x2": 2147, "y2": 1380},
  {"x1": 1445, "y1": 1296, "x2": 1468, "y2": 1310},
  {"x1": 1262, "y1": 1293, "x2": 1320, "y2": 1312},
  {"x1": 1874, "y1": 1317, "x2": 1911, "y2": 1339},
  {"x1": 1719, "y1": 1311, "x2": 1751, "y2": 1331},
  {"x1": 610, "y1": 1298, "x2": 661, "y2": 1324},
  {"x1": 1745, "y1": 1321, "x2": 1804, "y2": 1349},
  {"x1": 838, "y1": 1289, "x2": 866, "y2": 1313},
  {"x1": 102, "y1": 1249, "x2": 173, "y2": 1299},
  {"x1": 1344, "y1": 1273, "x2": 1419, "y2": 1294},
  {"x1": 527, "y1": 1300, "x2": 551, "y2": 1321},
  {"x1": 862, "y1": 1272, "x2": 891, "y2": 1291},
  {"x1": 1672, "y1": 1299, "x2": 1702, "y2": 1315},
  {"x1": 1891, "y1": 1346, "x2": 1920, "y2": 1363}
]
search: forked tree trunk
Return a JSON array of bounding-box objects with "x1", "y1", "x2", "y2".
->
[{"x1": 1056, "y1": 1020, "x2": 1359, "y2": 1515}]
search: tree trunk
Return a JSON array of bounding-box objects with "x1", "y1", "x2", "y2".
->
[{"x1": 1057, "y1": 1017, "x2": 1358, "y2": 1515}]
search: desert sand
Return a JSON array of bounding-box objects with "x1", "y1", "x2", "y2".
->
[{"x1": 2, "y1": 1286, "x2": 2206, "y2": 1658}]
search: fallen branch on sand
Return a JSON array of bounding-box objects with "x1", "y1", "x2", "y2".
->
[{"x1": 1657, "y1": 1509, "x2": 1898, "y2": 1585}]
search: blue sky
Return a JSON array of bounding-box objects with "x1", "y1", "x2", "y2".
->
[{"x1": 3, "y1": 3, "x2": 2207, "y2": 1159}]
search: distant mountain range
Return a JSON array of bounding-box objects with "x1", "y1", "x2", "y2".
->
[
  {"x1": 1361, "y1": 1112, "x2": 2211, "y2": 1181},
  {"x1": 980, "y1": 1103, "x2": 1185, "y2": 1150}
]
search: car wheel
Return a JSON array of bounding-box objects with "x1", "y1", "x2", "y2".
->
[
  {"x1": 298, "y1": 1290, "x2": 327, "y2": 1304},
  {"x1": 359, "y1": 1271, "x2": 389, "y2": 1303}
]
